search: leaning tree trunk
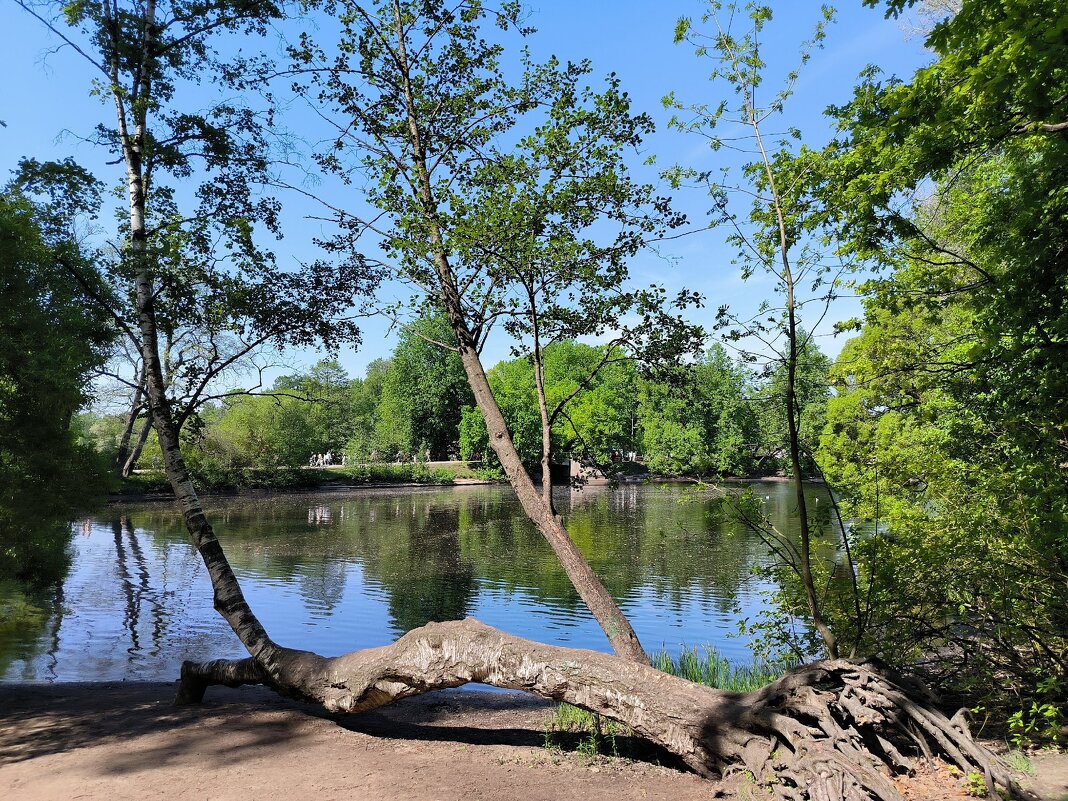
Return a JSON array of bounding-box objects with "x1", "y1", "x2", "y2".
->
[
  {"x1": 118, "y1": 0, "x2": 284, "y2": 674},
  {"x1": 529, "y1": 300, "x2": 558, "y2": 516},
  {"x1": 176, "y1": 617, "x2": 1030, "y2": 801},
  {"x1": 113, "y1": 7, "x2": 1026, "y2": 799},
  {"x1": 388, "y1": 1, "x2": 646, "y2": 664},
  {"x1": 128, "y1": 140, "x2": 1029, "y2": 801},
  {"x1": 534, "y1": 350, "x2": 558, "y2": 517},
  {"x1": 113, "y1": 371, "x2": 145, "y2": 475},
  {"x1": 122, "y1": 413, "x2": 152, "y2": 477}
]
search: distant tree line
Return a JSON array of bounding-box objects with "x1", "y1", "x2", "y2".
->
[
  {"x1": 80, "y1": 314, "x2": 831, "y2": 483},
  {"x1": 5, "y1": 0, "x2": 1062, "y2": 758}
]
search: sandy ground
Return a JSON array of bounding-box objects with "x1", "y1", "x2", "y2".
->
[{"x1": 1, "y1": 683, "x2": 1065, "y2": 801}]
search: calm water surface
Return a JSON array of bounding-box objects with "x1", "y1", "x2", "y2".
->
[{"x1": 0, "y1": 482, "x2": 826, "y2": 682}]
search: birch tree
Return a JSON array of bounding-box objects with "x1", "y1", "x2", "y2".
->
[
  {"x1": 12, "y1": 2, "x2": 1023, "y2": 796},
  {"x1": 16, "y1": 0, "x2": 368, "y2": 666}
]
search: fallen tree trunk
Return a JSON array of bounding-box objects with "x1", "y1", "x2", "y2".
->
[{"x1": 176, "y1": 618, "x2": 1029, "y2": 801}]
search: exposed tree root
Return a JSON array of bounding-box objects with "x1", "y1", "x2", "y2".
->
[{"x1": 176, "y1": 618, "x2": 1032, "y2": 801}]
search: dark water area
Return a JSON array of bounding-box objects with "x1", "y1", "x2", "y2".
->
[{"x1": 0, "y1": 481, "x2": 830, "y2": 682}]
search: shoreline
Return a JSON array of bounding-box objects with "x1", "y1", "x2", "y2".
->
[
  {"x1": 0, "y1": 682, "x2": 720, "y2": 801},
  {"x1": 104, "y1": 476, "x2": 502, "y2": 504},
  {"x1": 104, "y1": 470, "x2": 813, "y2": 504},
  {"x1": 2, "y1": 681, "x2": 1063, "y2": 800}
]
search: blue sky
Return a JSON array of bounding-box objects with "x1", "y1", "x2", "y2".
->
[{"x1": 2, "y1": 1, "x2": 933, "y2": 382}]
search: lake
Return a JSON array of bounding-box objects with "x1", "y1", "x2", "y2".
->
[{"x1": 0, "y1": 481, "x2": 829, "y2": 682}]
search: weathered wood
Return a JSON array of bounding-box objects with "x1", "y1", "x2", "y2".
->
[{"x1": 176, "y1": 618, "x2": 1032, "y2": 801}]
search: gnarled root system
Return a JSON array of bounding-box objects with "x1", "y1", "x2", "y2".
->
[{"x1": 177, "y1": 618, "x2": 1030, "y2": 801}]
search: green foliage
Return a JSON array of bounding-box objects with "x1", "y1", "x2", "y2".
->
[
  {"x1": 481, "y1": 357, "x2": 542, "y2": 464},
  {"x1": 93, "y1": 315, "x2": 480, "y2": 484},
  {"x1": 753, "y1": 338, "x2": 830, "y2": 476},
  {"x1": 338, "y1": 463, "x2": 473, "y2": 486},
  {"x1": 459, "y1": 405, "x2": 491, "y2": 464},
  {"x1": 344, "y1": 359, "x2": 391, "y2": 459},
  {"x1": 810, "y1": 0, "x2": 1068, "y2": 709},
  {"x1": 292, "y1": 360, "x2": 360, "y2": 456},
  {"x1": 964, "y1": 771, "x2": 987, "y2": 798},
  {"x1": 1002, "y1": 750, "x2": 1034, "y2": 776},
  {"x1": 457, "y1": 338, "x2": 810, "y2": 478},
  {"x1": 825, "y1": 0, "x2": 1068, "y2": 462},
  {"x1": 112, "y1": 360, "x2": 353, "y2": 486},
  {"x1": 372, "y1": 314, "x2": 472, "y2": 461},
  {"x1": 668, "y1": 3, "x2": 847, "y2": 661},
  {"x1": 159, "y1": 316, "x2": 471, "y2": 472},
  {"x1": 543, "y1": 703, "x2": 623, "y2": 760},
  {"x1": 293, "y1": 0, "x2": 701, "y2": 520},
  {"x1": 639, "y1": 344, "x2": 759, "y2": 476},
  {"x1": 28, "y1": 0, "x2": 370, "y2": 496},
  {"x1": 0, "y1": 194, "x2": 108, "y2": 662},
  {"x1": 115, "y1": 461, "x2": 489, "y2": 495},
  {"x1": 0, "y1": 194, "x2": 113, "y2": 583},
  {"x1": 459, "y1": 342, "x2": 645, "y2": 469},
  {"x1": 211, "y1": 394, "x2": 317, "y2": 469},
  {"x1": 819, "y1": 260, "x2": 1068, "y2": 701},
  {"x1": 651, "y1": 645, "x2": 787, "y2": 692},
  {"x1": 116, "y1": 470, "x2": 172, "y2": 496},
  {"x1": 1007, "y1": 701, "x2": 1062, "y2": 749},
  {"x1": 545, "y1": 343, "x2": 641, "y2": 465}
]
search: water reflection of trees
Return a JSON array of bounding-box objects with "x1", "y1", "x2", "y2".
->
[
  {"x1": 560, "y1": 485, "x2": 769, "y2": 614},
  {"x1": 358, "y1": 502, "x2": 477, "y2": 632},
  {"x1": 0, "y1": 505, "x2": 79, "y2": 679},
  {"x1": 113, "y1": 484, "x2": 832, "y2": 644},
  {"x1": 109, "y1": 516, "x2": 168, "y2": 657}
]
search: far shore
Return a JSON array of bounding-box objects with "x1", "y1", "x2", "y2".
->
[
  {"x1": 105, "y1": 476, "x2": 500, "y2": 504},
  {"x1": 106, "y1": 463, "x2": 816, "y2": 504}
]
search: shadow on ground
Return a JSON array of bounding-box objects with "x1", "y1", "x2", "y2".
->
[{"x1": 0, "y1": 682, "x2": 681, "y2": 774}]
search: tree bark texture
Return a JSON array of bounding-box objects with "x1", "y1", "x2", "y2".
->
[
  {"x1": 388, "y1": 0, "x2": 646, "y2": 664},
  {"x1": 176, "y1": 617, "x2": 1028, "y2": 801}
]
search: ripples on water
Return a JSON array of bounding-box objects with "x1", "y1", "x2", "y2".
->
[{"x1": 0, "y1": 482, "x2": 826, "y2": 681}]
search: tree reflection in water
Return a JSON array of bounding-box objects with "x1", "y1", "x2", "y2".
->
[{"x1": 1, "y1": 483, "x2": 829, "y2": 681}]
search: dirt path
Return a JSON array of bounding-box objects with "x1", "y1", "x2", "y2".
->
[{"x1": 1, "y1": 683, "x2": 1064, "y2": 801}]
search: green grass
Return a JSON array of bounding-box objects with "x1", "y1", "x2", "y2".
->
[
  {"x1": 543, "y1": 703, "x2": 624, "y2": 761},
  {"x1": 115, "y1": 470, "x2": 172, "y2": 495},
  {"x1": 545, "y1": 645, "x2": 790, "y2": 758},
  {"x1": 338, "y1": 463, "x2": 448, "y2": 484},
  {"x1": 651, "y1": 645, "x2": 788, "y2": 693},
  {"x1": 1003, "y1": 750, "x2": 1034, "y2": 776},
  {"x1": 336, "y1": 462, "x2": 492, "y2": 484},
  {"x1": 114, "y1": 461, "x2": 499, "y2": 496}
]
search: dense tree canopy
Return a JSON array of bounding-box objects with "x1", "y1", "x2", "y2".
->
[
  {"x1": 373, "y1": 314, "x2": 472, "y2": 461},
  {"x1": 639, "y1": 344, "x2": 758, "y2": 476},
  {"x1": 4, "y1": 0, "x2": 1065, "y2": 783},
  {"x1": 0, "y1": 193, "x2": 113, "y2": 579},
  {"x1": 459, "y1": 341, "x2": 642, "y2": 469},
  {"x1": 810, "y1": 0, "x2": 1068, "y2": 710}
]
